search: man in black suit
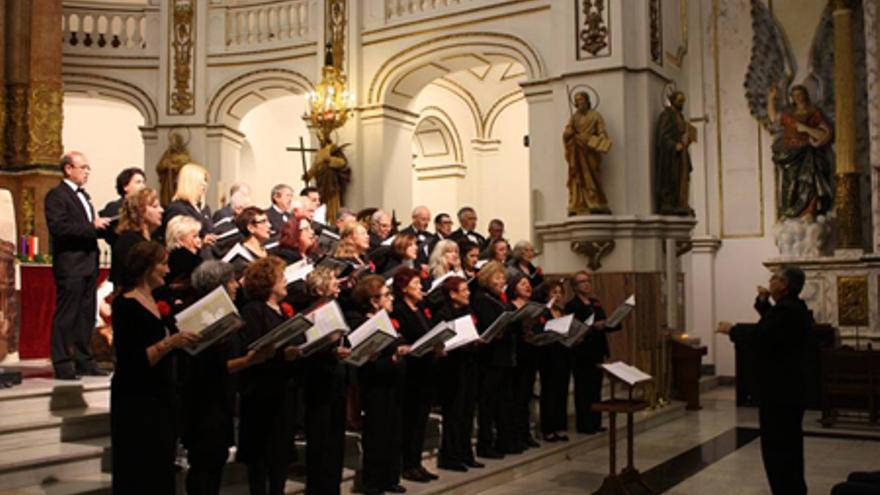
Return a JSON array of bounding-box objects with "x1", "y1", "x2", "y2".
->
[
  {"x1": 449, "y1": 207, "x2": 486, "y2": 249},
  {"x1": 718, "y1": 267, "x2": 812, "y2": 495},
  {"x1": 265, "y1": 183, "x2": 293, "y2": 236},
  {"x1": 399, "y1": 205, "x2": 435, "y2": 268},
  {"x1": 212, "y1": 182, "x2": 251, "y2": 225},
  {"x1": 368, "y1": 209, "x2": 392, "y2": 251},
  {"x1": 45, "y1": 151, "x2": 111, "y2": 379}
]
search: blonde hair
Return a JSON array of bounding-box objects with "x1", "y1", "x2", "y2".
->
[
  {"x1": 117, "y1": 188, "x2": 158, "y2": 234},
  {"x1": 334, "y1": 222, "x2": 367, "y2": 258},
  {"x1": 165, "y1": 215, "x2": 202, "y2": 251},
  {"x1": 306, "y1": 266, "x2": 337, "y2": 296},
  {"x1": 173, "y1": 163, "x2": 209, "y2": 206},
  {"x1": 429, "y1": 239, "x2": 460, "y2": 279},
  {"x1": 477, "y1": 260, "x2": 506, "y2": 289}
]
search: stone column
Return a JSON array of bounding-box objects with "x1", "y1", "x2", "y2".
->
[
  {"x1": 833, "y1": 0, "x2": 864, "y2": 249},
  {"x1": 355, "y1": 105, "x2": 417, "y2": 216}
]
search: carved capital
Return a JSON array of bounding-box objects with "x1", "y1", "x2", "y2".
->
[{"x1": 570, "y1": 239, "x2": 615, "y2": 271}]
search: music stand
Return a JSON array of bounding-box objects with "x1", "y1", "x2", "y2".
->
[{"x1": 591, "y1": 362, "x2": 654, "y2": 495}]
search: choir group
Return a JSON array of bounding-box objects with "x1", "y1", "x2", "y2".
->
[{"x1": 60, "y1": 159, "x2": 621, "y2": 495}]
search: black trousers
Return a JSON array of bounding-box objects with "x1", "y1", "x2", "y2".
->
[
  {"x1": 539, "y1": 344, "x2": 571, "y2": 434},
  {"x1": 477, "y1": 364, "x2": 515, "y2": 453},
  {"x1": 361, "y1": 380, "x2": 402, "y2": 491},
  {"x1": 51, "y1": 273, "x2": 98, "y2": 373},
  {"x1": 513, "y1": 344, "x2": 538, "y2": 443},
  {"x1": 572, "y1": 358, "x2": 602, "y2": 432},
  {"x1": 186, "y1": 445, "x2": 229, "y2": 495},
  {"x1": 401, "y1": 369, "x2": 432, "y2": 470},
  {"x1": 439, "y1": 355, "x2": 479, "y2": 466},
  {"x1": 832, "y1": 472, "x2": 880, "y2": 495},
  {"x1": 759, "y1": 404, "x2": 807, "y2": 495},
  {"x1": 304, "y1": 366, "x2": 347, "y2": 495}
]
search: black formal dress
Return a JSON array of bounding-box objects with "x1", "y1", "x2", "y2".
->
[
  {"x1": 161, "y1": 199, "x2": 213, "y2": 241},
  {"x1": 237, "y1": 301, "x2": 302, "y2": 495},
  {"x1": 180, "y1": 335, "x2": 237, "y2": 495},
  {"x1": 536, "y1": 311, "x2": 571, "y2": 435},
  {"x1": 352, "y1": 310, "x2": 405, "y2": 493},
  {"x1": 45, "y1": 180, "x2": 101, "y2": 376},
  {"x1": 472, "y1": 291, "x2": 517, "y2": 455},
  {"x1": 512, "y1": 316, "x2": 539, "y2": 447},
  {"x1": 434, "y1": 304, "x2": 480, "y2": 468},
  {"x1": 506, "y1": 261, "x2": 544, "y2": 290},
  {"x1": 110, "y1": 231, "x2": 147, "y2": 286},
  {"x1": 449, "y1": 228, "x2": 486, "y2": 250},
  {"x1": 110, "y1": 296, "x2": 178, "y2": 494},
  {"x1": 165, "y1": 248, "x2": 203, "y2": 305},
  {"x1": 393, "y1": 298, "x2": 435, "y2": 473},
  {"x1": 729, "y1": 294, "x2": 812, "y2": 495},
  {"x1": 565, "y1": 296, "x2": 615, "y2": 433}
]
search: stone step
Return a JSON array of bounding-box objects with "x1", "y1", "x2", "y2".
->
[{"x1": 699, "y1": 374, "x2": 722, "y2": 393}]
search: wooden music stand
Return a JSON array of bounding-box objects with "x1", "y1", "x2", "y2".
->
[{"x1": 591, "y1": 362, "x2": 654, "y2": 495}]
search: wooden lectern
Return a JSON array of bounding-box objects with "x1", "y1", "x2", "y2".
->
[{"x1": 591, "y1": 362, "x2": 654, "y2": 495}]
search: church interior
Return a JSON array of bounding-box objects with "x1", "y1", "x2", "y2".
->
[{"x1": 0, "y1": 0, "x2": 879, "y2": 494}]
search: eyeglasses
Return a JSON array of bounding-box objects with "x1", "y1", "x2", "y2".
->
[{"x1": 251, "y1": 218, "x2": 269, "y2": 225}]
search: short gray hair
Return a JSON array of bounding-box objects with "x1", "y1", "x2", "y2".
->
[
  {"x1": 371, "y1": 209, "x2": 389, "y2": 226},
  {"x1": 510, "y1": 240, "x2": 533, "y2": 262},
  {"x1": 271, "y1": 183, "x2": 292, "y2": 201},
  {"x1": 191, "y1": 261, "x2": 236, "y2": 296}
]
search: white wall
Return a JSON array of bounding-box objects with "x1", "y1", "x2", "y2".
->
[
  {"x1": 237, "y1": 95, "x2": 311, "y2": 209},
  {"x1": 62, "y1": 95, "x2": 146, "y2": 212}
]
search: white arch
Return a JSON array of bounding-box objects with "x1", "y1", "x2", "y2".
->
[
  {"x1": 368, "y1": 31, "x2": 545, "y2": 106},
  {"x1": 206, "y1": 68, "x2": 313, "y2": 127},
  {"x1": 415, "y1": 106, "x2": 464, "y2": 163},
  {"x1": 62, "y1": 72, "x2": 158, "y2": 127}
]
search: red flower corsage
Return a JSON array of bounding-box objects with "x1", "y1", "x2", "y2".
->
[
  {"x1": 420, "y1": 269, "x2": 429, "y2": 280},
  {"x1": 368, "y1": 261, "x2": 376, "y2": 272},
  {"x1": 539, "y1": 316, "x2": 547, "y2": 324},
  {"x1": 391, "y1": 318, "x2": 400, "y2": 331},
  {"x1": 423, "y1": 308, "x2": 432, "y2": 320},
  {"x1": 536, "y1": 267, "x2": 544, "y2": 276},
  {"x1": 471, "y1": 314, "x2": 478, "y2": 325},
  {"x1": 156, "y1": 300, "x2": 171, "y2": 318},
  {"x1": 281, "y1": 302, "x2": 295, "y2": 317},
  {"x1": 499, "y1": 292, "x2": 509, "y2": 304}
]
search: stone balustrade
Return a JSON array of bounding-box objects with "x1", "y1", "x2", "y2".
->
[
  {"x1": 62, "y1": 2, "x2": 158, "y2": 54},
  {"x1": 219, "y1": 0, "x2": 312, "y2": 50},
  {"x1": 384, "y1": 0, "x2": 474, "y2": 21}
]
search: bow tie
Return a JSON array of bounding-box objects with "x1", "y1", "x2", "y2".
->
[{"x1": 76, "y1": 187, "x2": 91, "y2": 200}]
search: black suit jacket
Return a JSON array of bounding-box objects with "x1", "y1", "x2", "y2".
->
[
  {"x1": 730, "y1": 295, "x2": 813, "y2": 406},
  {"x1": 449, "y1": 228, "x2": 486, "y2": 250},
  {"x1": 265, "y1": 206, "x2": 289, "y2": 237},
  {"x1": 45, "y1": 182, "x2": 99, "y2": 278}
]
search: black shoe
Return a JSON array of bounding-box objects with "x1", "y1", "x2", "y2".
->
[
  {"x1": 558, "y1": 433, "x2": 570, "y2": 442},
  {"x1": 476, "y1": 448, "x2": 504, "y2": 459},
  {"x1": 79, "y1": 367, "x2": 110, "y2": 377},
  {"x1": 543, "y1": 433, "x2": 560, "y2": 442},
  {"x1": 419, "y1": 467, "x2": 438, "y2": 480},
  {"x1": 385, "y1": 484, "x2": 407, "y2": 493},
  {"x1": 464, "y1": 458, "x2": 484, "y2": 468},
  {"x1": 54, "y1": 370, "x2": 81, "y2": 381},
  {"x1": 524, "y1": 437, "x2": 540, "y2": 448},
  {"x1": 437, "y1": 461, "x2": 468, "y2": 472},
  {"x1": 402, "y1": 468, "x2": 429, "y2": 483}
]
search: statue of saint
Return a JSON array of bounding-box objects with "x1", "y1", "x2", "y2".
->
[
  {"x1": 654, "y1": 91, "x2": 695, "y2": 216},
  {"x1": 304, "y1": 140, "x2": 351, "y2": 221},
  {"x1": 767, "y1": 84, "x2": 833, "y2": 219},
  {"x1": 156, "y1": 133, "x2": 191, "y2": 207},
  {"x1": 563, "y1": 91, "x2": 612, "y2": 215}
]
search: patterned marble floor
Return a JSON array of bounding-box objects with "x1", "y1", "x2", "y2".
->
[{"x1": 477, "y1": 387, "x2": 880, "y2": 495}]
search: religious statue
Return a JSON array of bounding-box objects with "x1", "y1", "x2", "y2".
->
[
  {"x1": 156, "y1": 132, "x2": 191, "y2": 207},
  {"x1": 767, "y1": 85, "x2": 833, "y2": 219},
  {"x1": 563, "y1": 91, "x2": 612, "y2": 215},
  {"x1": 304, "y1": 140, "x2": 351, "y2": 221},
  {"x1": 654, "y1": 91, "x2": 695, "y2": 216}
]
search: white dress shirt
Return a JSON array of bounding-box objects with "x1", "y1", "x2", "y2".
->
[{"x1": 64, "y1": 178, "x2": 93, "y2": 222}]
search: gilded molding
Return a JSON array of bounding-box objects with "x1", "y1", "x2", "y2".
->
[
  {"x1": 837, "y1": 275, "x2": 869, "y2": 326},
  {"x1": 327, "y1": 0, "x2": 346, "y2": 69},
  {"x1": 5, "y1": 84, "x2": 28, "y2": 166},
  {"x1": 579, "y1": 0, "x2": 609, "y2": 58},
  {"x1": 170, "y1": 0, "x2": 195, "y2": 115},
  {"x1": 21, "y1": 188, "x2": 35, "y2": 236},
  {"x1": 0, "y1": 86, "x2": 6, "y2": 167},
  {"x1": 650, "y1": 0, "x2": 662, "y2": 65},
  {"x1": 570, "y1": 239, "x2": 615, "y2": 271},
  {"x1": 26, "y1": 82, "x2": 64, "y2": 164},
  {"x1": 834, "y1": 172, "x2": 863, "y2": 248}
]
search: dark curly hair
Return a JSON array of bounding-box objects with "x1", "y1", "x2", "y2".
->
[
  {"x1": 392, "y1": 266, "x2": 421, "y2": 295},
  {"x1": 243, "y1": 256, "x2": 286, "y2": 301},
  {"x1": 115, "y1": 167, "x2": 145, "y2": 197},
  {"x1": 121, "y1": 241, "x2": 167, "y2": 291},
  {"x1": 235, "y1": 206, "x2": 265, "y2": 237}
]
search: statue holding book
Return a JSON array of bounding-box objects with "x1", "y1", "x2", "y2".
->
[
  {"x1": 564, "y1": 91, "x2": 613, "y2": 215},
  {"x1": 654, "y1": 91, "x2": 696, "y2": 216}
]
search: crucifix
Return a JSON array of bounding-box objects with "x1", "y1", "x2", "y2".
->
[{"x1": 286, "y1": 136, "x2": 317, "y2": 185}]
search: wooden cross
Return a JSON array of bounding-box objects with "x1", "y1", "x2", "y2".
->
[{"x1": 286, "y1": 136, "x2": 317, "y2": 185}]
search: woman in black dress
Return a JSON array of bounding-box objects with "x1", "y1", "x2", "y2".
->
[
  {"x1": 160, "y1": 163, "x2": 216, "y2": 247},
  {"x1": 274, "y1": 216, "x2": 318, "y2": 265},
  {"x1": 506, "y1": 240, "x2": 544, "y2": 289},
  {"x1": 507, "y1": 272, "x2": 540, "y2": 451},
  {"x1": 110, "y1": 241, "x2": 201, "y2": 494},
  {"x1": 378, "y1": 232, "x2": 418, "y2": 276},
  {"x1": 164, "y1": 214, "x2": 205, "y2": 303},
  {"x1": 458, "y1": 241, "x2": 481, "y2": 279},
  {"x1": 351, "y1": 275, "x2": 410, "y2": 495},
  {"x1": 237, "y1": 256, "x2": 304, "y2": 495},
  {"x1": 392, "y1": 267, "x2": 439, "y2": 483},
  {"x1": 182, "y1": 260, "x2": 274, "y2": 495},
  {"x1": 471, "y1": 261, "x2": 517, "y2": 458},
  {"x1": 110, "y1": 187, "x2": 161, "y2": 286},
  {"x1": 302, "y1": 267, "x2": 352, "y2": 495},
  {"x1": 434, "y1": 276, "x2": 484, "y2": 472},
  {"x1": 535, "y1": 280, "x2": 571, "y2": 442},
  {"x1": 99, "y1": 167, "x2": 145, "y2": 247}
]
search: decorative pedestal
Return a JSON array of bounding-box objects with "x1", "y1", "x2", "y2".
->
[{"x1": 764, "y1": 251, "x2": 880, "y2": 347}]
